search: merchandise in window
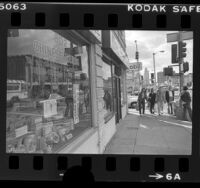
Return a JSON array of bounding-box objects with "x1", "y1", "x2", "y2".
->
[{"x1": 6, "y1": 29, "x2": 92, "y2": 153}]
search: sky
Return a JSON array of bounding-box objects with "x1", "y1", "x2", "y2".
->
[{"x1": 125, "y1": 31, "x2": 193, "y2": 76}]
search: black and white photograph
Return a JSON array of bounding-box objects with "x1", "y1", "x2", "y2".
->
[{"x1": 6, "y1": 29, "x2": 193, "y2": 154}]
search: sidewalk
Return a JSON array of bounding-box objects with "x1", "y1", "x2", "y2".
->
[{"x1": 104, "y1": 109, "x2": 192, "y2": 155}]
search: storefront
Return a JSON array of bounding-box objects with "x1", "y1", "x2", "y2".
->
[
  {"x1": 6, "y1": 29, "x2": 128, "y2": 154},
  {"x1": 102, "y1": 31, "x2": 129, "y2": 122}
]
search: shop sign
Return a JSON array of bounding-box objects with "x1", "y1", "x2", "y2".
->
[
  {"x1": 89, "y1": 30, "x2": 102, "y2": 42},
  {"x1": 126, "y1": 71, "x2": 133, "y2": 79},
  {"x1": 73, "y1": 84, "x2": 80, "y2": 124},
  {"x1": 110, "y1": 32, "x2": 129, "y2": 67},
  {"x1": 33, "y1": 40, "x2": 67, "y2": 65},
  {"x1": 129, "y1": 62, "x2": 142, "y2": 71},
  {"x1": 15, "y1": 125, "x2": 28, "y2": 138},
  {"x1": 40, "y1": 99, "x2": 57, "y2": 118}
]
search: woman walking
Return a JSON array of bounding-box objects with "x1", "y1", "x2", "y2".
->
[{"x1": 156, "y1": 87, "x2": 166, "y2": 115}]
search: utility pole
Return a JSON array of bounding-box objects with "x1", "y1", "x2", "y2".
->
[
  {"x1": 153, "y1": 53, "x2": 156, "y2": 87},
  {"x1": 135, "y1": 40, "x2": 141, "y2": 90},
  {"x1": 178, "y1": 31, "x2": 184, "y2": 93}
]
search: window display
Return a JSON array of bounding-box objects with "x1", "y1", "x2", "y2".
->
[
  {"x1": 102, "y1": 61, "x2": 113, "y2": 118},
  {"x1": 6, "y1": 29, "x2": 91, "y2": 153}
]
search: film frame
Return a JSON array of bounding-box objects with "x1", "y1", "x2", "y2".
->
[{"x1": 0, "y1": 2, "x2": 200, "y2": 182}]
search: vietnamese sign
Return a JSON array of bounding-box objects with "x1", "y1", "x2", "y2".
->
[
  {"x1": 33, "y1": 40, "x2": 68, "y2": 65},
  {"x1": 129, "y1": 62, "x2": 142, "y2": 71}
]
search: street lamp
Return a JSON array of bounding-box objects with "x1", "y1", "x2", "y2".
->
[{"x1": 153, "y1": 50, "x2": 165, "y2": 86}]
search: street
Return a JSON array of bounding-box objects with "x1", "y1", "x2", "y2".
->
[{"x1": 104, "y1": 107, "x2": 192, "y2": 155}]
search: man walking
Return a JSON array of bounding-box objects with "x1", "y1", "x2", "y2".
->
[
  {"x1": 181, "y1": 86, "x2": 192, "y2": 121},
  {"x1": 138, "y1": 88, "x2": 147, "y2": 116},
  {"x1": 148, "y1": 88, "x2": 156, "y2": 114},
  {"x1": 156, "y1": 87, "x2": 166, "y2": 115},
  {"x1": 165, "y1": 86, "x2": 174, "y2": 114}
]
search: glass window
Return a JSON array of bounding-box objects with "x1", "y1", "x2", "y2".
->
[
  {"x1": 120, "y1": 70, "x2": 126, "y2": 106},
  {"x1": 102, "y1": 61, "x2": 113, "y2": 118},
  {"x1": 6, "y1": 29, "x2": 91, "y2": 153}
]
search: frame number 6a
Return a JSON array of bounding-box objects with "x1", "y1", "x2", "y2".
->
[{"x1": 148, "y1": 173, "x2": 181, "y2": 181}]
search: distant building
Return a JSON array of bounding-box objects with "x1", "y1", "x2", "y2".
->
[{"x1": 143, "y1": 67, "x2": 149, "y2": 87}]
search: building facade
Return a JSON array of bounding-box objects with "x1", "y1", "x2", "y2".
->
[{"x1": 6, "y1": 29, "x2": 129, "y2": 154}]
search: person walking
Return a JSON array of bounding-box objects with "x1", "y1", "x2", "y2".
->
[
  {"x1": 148, "y1": 88, "x2": 156, "y2": 114},
  {"x1": 165, "y1": 86, "x2": 175, "y2": 114},
  {"x1": 180, "y1": 86, "x2": 192, "y2": 121},
  {"x1": 137, "y1": 88, "x2": 147, "y2": 116},
  {"x1": 155, "y1": 86, "x2": 166, "y2": 115}
]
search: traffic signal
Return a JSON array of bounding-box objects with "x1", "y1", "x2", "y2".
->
[
  {"x1": 135, "y1": 51, "x2": 139, "y2": 60},
  {"x1": 171, "y1": 44, "x2": 178, "y2": 63},
  {"x1": 183, "y1": 62, "x2": 189, "y2": 73},
  {"x1": 150, "y1": 73, "x2": 154, "y2": 83},
  {"x1": 151, "y1": 73, "x2": 154, "y2": 79},
  {"x1": 179, "y1": 41, "x2": 187, "y2": 59},
  {"x1": 163, "y1": 67, "x2": 173, "y2": 76}
]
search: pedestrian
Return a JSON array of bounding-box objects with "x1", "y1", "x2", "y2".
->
[
  {"x1": 155, "y1": 86, "x2": 166, "y2": 115},
  {"x1": 137, "y1": 88, "x2": 147, "y2": 116},
  {"x1": 180, "y1": 86, "x2": 192, "y2": 121},
  {"x1": 165, "y1": 86, "x2": 175, "y2": 114},
  {"x1": 103, "y1": 89, "x2": 112, "y2": 111},
  {"x1": 148, "y1": 88, "x2": 156, "y2": 114}
]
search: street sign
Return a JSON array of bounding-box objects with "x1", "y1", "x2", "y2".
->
[
  {"x1": 167, "y1": 31, "x2": 193, "y2": 43},
  {"x1": 129, "y1": 62, "x2": 142, "y2": 71}
]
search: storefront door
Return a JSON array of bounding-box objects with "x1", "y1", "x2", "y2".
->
[{"x1": 114, "y1": 76, "x2": 122, "y2": 124}]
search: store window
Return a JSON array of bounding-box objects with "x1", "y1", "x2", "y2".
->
[
  {"x1": 102, "y1": 61, "x2": 113, "y2": 119},
  {"x1": 120, "y1": 70, "x2": 126, "y2": 106},
  {"x1": 6, "y1": 29, "x2": 92, "y2": 153}
]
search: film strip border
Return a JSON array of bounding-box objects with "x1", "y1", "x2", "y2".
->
[
  {"x1": 0, "y1": 9, "x2": 196, "y2": 29},
  {"x1": 0, "y1": 3, "x2": 200, "y2": 182},
  {"x1": 4, "y1": 155, "x2": 198, "y2": 181},
  {"x1": 0, "y1": 3, "x2": 199, "y2": 29}
]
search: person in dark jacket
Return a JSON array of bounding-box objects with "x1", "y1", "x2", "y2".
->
[
  {"x1": 148, "y1": 88, "x2": 156, "y2": 114},
  {"x1": 165, "y1": 86, "x2": 174, "y2": 114},
  {"x1": 181, "y1": 86, "x2": 192, "y2": 121},
  {"x1": 103, "y1": 90, "x2": 112, "y2": 111},
  {"x1": 138, "y1": 88, "x2": 147, "y2": 115}
]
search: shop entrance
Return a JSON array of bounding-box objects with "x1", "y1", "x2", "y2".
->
[{"x1": 114, "y1": 73, "x2": 122, "y2": 124}]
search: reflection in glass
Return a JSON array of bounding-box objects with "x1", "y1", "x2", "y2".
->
[
  {"x1": 6, "y1": 29, "x2": 91, "y2": 153},
  {"x1": 102, "y1": 61, "x2": 113, "y2": 117}
]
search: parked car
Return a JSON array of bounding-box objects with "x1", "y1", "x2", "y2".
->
[
  {"x1": 7, "y1": 80, "x2": 28, "y2": 107},
  {"x1": 127, "y1": 92, "x2": 139, "y2": 109}
]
